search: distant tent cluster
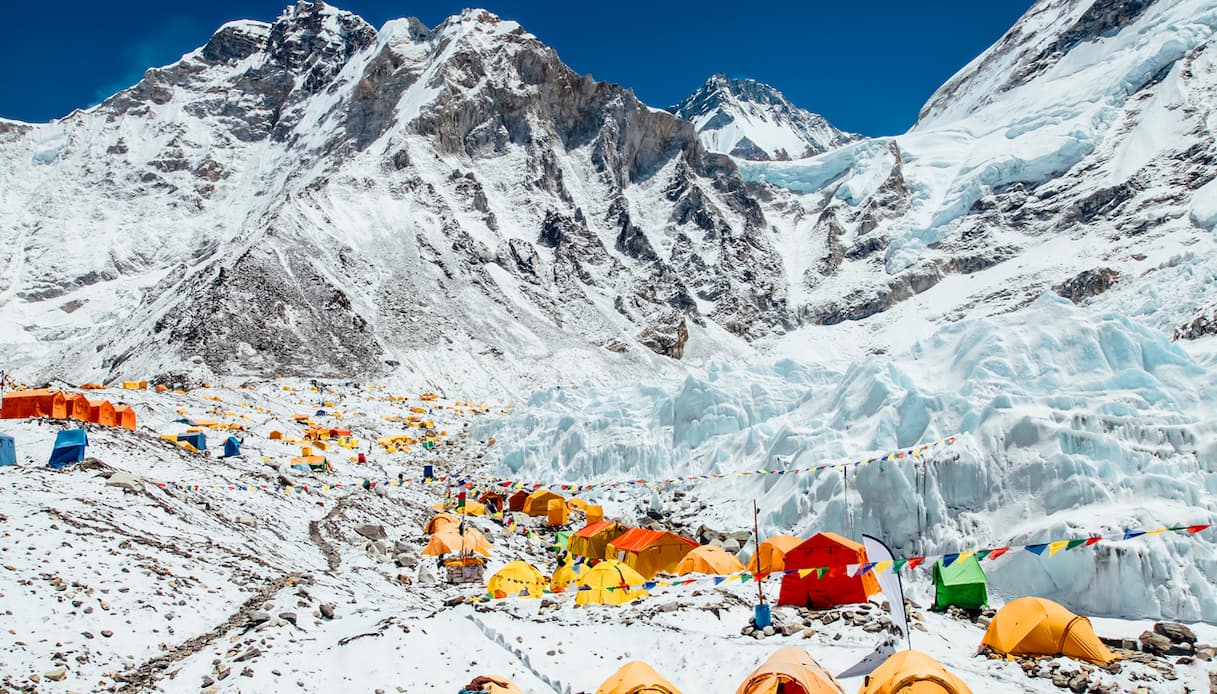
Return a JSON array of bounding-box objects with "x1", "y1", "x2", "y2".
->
[{"x1": 1, "y1": 389, "x2": 136, "y2": 430}]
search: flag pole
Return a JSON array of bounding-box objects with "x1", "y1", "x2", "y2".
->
[{"x1": 753, "y1": 499, "x2": 764, "y2": 606}]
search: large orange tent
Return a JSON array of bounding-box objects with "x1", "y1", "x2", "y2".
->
[
  {"x1": 674, "y1": 545, "x2": 746, "y2": 576},
  {"x1": 1, "y1": 389, "x2": 53, "y2": 419},
  {"x1": 981, "y1": 597, "x2": 1117, "y2": 664},
  {"x1": 88, "y1": 400, "x2": 118, "y2": 427},
  {"x1": 569, "y1": 521, "x2": 627, "y2": 560},
  {"x1": 523, "y1": 489, "x2": 564, "y2": 517},
  {"x1": 859, "y1": 650, "x2": 972, "y2": 694},
  {"x1": 422, "y1": 527, "x2": 493, "y2": 557},
  {"x1": 113, "y1": 405, "x2": 137, "y2": 430},
  {"x1": 596, "y1": 661, "x2": 682, "y2": 694},
  {"x1": 747, "y1": 535, "x2": 803, "y2": 574},
  {"x1": 735, "y1": 646, "x2": 845, "y2": 694},
  {"x1": 574, "y1": 559, "x2": 649, "y2": 606},
  {"x1": 608, "y1": 528, "x2": 698, "y2": 579}
]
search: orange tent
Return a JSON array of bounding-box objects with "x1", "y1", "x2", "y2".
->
[
  {"x1": 65, "y1": 393, "x2": 90, "y2": 420},
  {"x1": 981, "y1": 597, "x2": 1117, "y2": 664},
  {"x1": 608, "y1": 528, "x2": 698, "y2": 579},
  {"x1": 523, "y1": 489, "x2": 565, "y2": 517},
  {"x1": 46, "y1": 391, "x2": 69, "y2": 419},
  {"x1": 735, "y1": 646, "x2": 845, "y2": 694},
  {"x1": 113, "y1": 405, "x2": 137, "y2": 430},
  {"x1": 674, "y1": 545, "x2": 745, "y2": 576},
  {"x1": 547, "y1": 498, "x2": 569, "y2": 526},
  {"x1": 1, "y1": 389, "x2": 52, "y2": 419},
  {"x1": 778, "y1": 533, "x2": 879, "y2": 608},
  {"x1": 586, "y1": 504, "x2": 605, "y2": 524},
  {"x1": 859, "y1": 650, "x2": 972, "y2": 694},
  {"x1": 747, "y1": 535, "x2": 803, "y2": 574},
  {"x1": 596, "y1": 661, "x2": 682, "y2": 694},
  {"x1": 508, "y1": 490, "x2": 529, "y2": 512},
  {"x1": 88, "y1": 400, "x2": 118, "y2": 427},
  {"x1": 269, "y1": 430, "x2": 284, "y2": 440},
  {"x1": 424, "y1": 513, "x2": 460, "y2": 535},
  {"x1": 422, "y1": 527, "x2": 492, "y2": 557}
]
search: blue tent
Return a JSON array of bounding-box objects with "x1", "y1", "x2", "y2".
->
[
  {"x1": 177, "y1": 432, "x2": 207, "y2": 451},
  {"x1": 48, "y1": 429, "x2": 87, "y2": 468},
  {"x1": 222, "y1": 436, "x2": 241, "y2": 458},
  {"x1": 0, "y1": 432, "x2": 15, "y2": 467},
  {"x1": 315, "y1": 409, "x2": 327, "y2": 417}
]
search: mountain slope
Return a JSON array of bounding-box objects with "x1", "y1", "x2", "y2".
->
[
  {"x1": 0, "y1": 3, "x2": 786, "y2": 395},
  {"x1": 669, "y1": 73, "x2": 858, "y2": 161}
]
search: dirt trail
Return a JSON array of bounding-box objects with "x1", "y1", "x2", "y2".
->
[{"x1": 115, "y1": 574, "x2": 303, "y2": 693}]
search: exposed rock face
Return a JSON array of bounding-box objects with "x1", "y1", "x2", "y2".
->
[
  {"x1": 1055, "y1": 268, "x2": 1120, "y2": 304},
  {"x1": 0, "y1": 2, "x2": 790, "y2": 385}
]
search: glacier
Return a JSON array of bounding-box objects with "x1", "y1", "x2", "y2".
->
[{"x1": 478, "y1": 293, "x2": 1217, "y2": 621}]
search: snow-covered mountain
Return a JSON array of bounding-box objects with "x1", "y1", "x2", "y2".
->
[
  {"x1": 0, "y1": 3, "x2": 788, "y2": 395},
  {"x1": 668, "y1": 73, "x2": 858, "y2": 161}
]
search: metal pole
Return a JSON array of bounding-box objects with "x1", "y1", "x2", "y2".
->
[{"x1": 753, "y1": 499, "x2": 764, "y2": 605}]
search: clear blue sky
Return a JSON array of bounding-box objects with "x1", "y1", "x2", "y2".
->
[{"x1": 3, "y1": 1, "x2": 1032, "y2": 136}]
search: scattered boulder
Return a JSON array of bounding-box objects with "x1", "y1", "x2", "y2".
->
[
  {"x1": 1139, "y1": 630, "x2": 1172, "y2": 655},
  {"x1": 355, "y1": 524, "x2": 387, "y2": 541},
  {"x1": 1153, "y1": 622, "x2": 1196, "y2": 645},
  {"x1": 235, "y1": 515, "x2": 257, "y2": 528},
  {"x1": 105, "y1": 471, "x2": 142, "y2": 492},
  {"x1": 44, "y1": 667, "x2": 66, "y2": 681},
  {"x1": 319, "y1": 603, "x2": 336, "y2": 620}
]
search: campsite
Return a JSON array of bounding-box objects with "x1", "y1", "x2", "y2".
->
[{"x1": 0, "y1": 377, "x2": 1213, "y2": 693}]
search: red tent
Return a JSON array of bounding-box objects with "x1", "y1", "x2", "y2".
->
[
  {"x1": 778, "y1": 532, "x2": 880, "y2": 608},
  {"x1": 508, "y1": 490, "x2": 529, "y2": 512}
]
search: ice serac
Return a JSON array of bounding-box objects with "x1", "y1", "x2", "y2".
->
[
  {"x1": 479, "y1": 294, "x2": 1217, "y2": 621},
  {"x1": 669, "y1": 73, "x2": 858, "y2": 161},
  {"x1": 0, "y1": 2, "x2": 790, "y2": 393}
]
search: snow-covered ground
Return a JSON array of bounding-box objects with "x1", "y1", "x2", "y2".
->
[{"x1": 1, "y1": 378, "x2": 1213, "y2": 693}]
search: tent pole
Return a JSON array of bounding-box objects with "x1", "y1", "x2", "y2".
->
[{"x1": 753, "y1": 499, "x2": 764, "y2": 606}]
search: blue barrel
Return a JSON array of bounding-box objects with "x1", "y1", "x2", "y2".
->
[
  {"x1": 423, "y1": 464, "x2": 434, "y2": 480},
  {"x1": 754, "y1": 603, "x2": 772, "y2": 629}
]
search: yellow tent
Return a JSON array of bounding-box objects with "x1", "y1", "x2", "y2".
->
[
  {"x1": 586, "y1": 504, "x2": 604, "y2": 524},
  {"x1": 981, "y1": 597, "x2": 1117, "y2": 664},
  {"x1": 523, "y1": 489, "x2": 565, "y2": 517},
  {"x1": 608, "y1": 528, "x2": 698, "y2": 580},
  {"x1": 421, "y1": 527, "x2": 493, "y2": 557},
  {"x1": 746, "y1": 535, "x2": 802, "y2": 574},
  {"x1": 567, "y1": 497, "x2": 589, "y2": 511},
  {"x1": 424, "y1": 513, "x2": 460, "y2": 535},
  {"x1": 674, "y1": 545, "x2": 746, "y2": 576},
  {"x1": 859, "y1": 650, "x2": 972, "y2": 694},
  {"x1": 569, "y1": 521, "x2": 627, "y2": 560},
  {"x1": 596, "y1": 661, "x2": 682, "y2": 694},
  {"x1": 551, "y1": 561, "x2": 586, "y2": 592},
  {"x1": 735, "y1": 646, "x2": 845, "y2": 694},
  {"x1": 463, "y1": 500, "x2": 488, "y2": 517},
  {"x1": 575, "y1": 559, "x2": 649, "y2": 606},
  {"x1": 487, "y1": 561, "x2": 546, "y2": 599}
]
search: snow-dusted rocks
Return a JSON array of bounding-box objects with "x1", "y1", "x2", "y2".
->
[{"x1": 669, "y1": 73, "x2": 858, "y2": 161}]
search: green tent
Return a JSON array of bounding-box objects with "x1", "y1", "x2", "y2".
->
[
  {"x1": 932, "y1": 554, "x2": 988, "y2": 610},
  {"x1": 553, "y1": 531, "x2": 572, "y2": 553}
]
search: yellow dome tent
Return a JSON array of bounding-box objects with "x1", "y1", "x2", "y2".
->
[
  {"x1": 674, "y1": 545, "x2": 745, "y2": 575},
  {"x1": 981, "y1": 597, "x2": 1117, "y2": 664},
  {"x1": 746, "y1": 535, "x2": 802, "y2": 574},
  {"x1": 523, "y1": 489, "x2": 565, "y2": 517},
  {"x1": 487, "y1": 560, "x2": 546, "y2": 599},
  {"x1": 859, "y1": 650, "x2": 972, "y2": 694},
  {"x1": 596, "y1": 660, "x2": 682, "y2": 694},
  {"x1": 735, "y1": 646, "x2": 845, "y2": 694},
  {"x1": 575, "y1": 559, "x2": 649, "y2": 606},
  {"x1": 551, "y1": 561, "x2": 586, "y2": 592}
]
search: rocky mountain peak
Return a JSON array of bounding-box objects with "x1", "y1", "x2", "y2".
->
[{"x1": 669, "y1": 73, "x2": 857, "y2": 161}]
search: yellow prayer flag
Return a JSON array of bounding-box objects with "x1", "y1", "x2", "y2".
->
[
  {"x1": 1047, "y1": 540, "x2": 1070, "y2": 557},
  {"x1": 873, "y1": 560, "x2": 893, "y2": 576}
]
